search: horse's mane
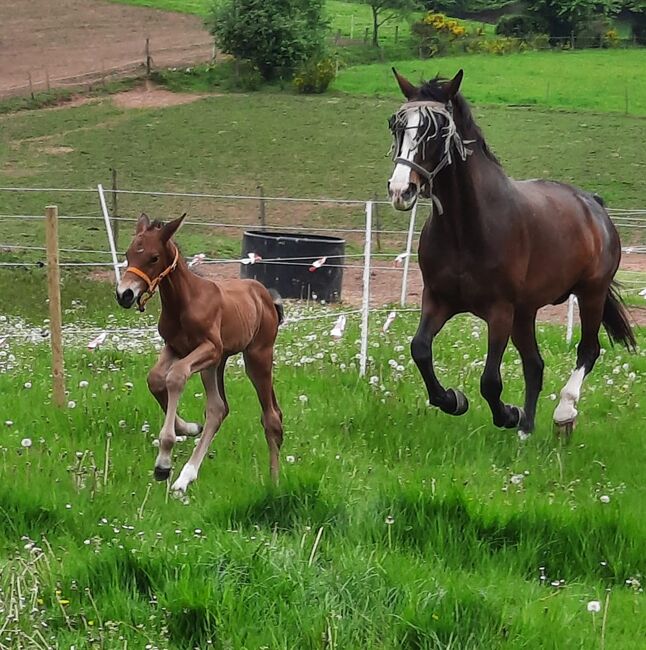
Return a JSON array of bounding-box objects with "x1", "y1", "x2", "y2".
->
[{"x1": 418, "y1": 77, "x2": 501, "y2": 167}]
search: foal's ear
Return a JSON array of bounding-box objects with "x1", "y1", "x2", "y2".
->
[
  {"x1": 443, "y1": 69, "x2": 464, "y2": 101},
  {"x1": 392, "y1": 68, "x2": 418, "y2": 100},
  {"x1": 135, "y1": 212, "x2": 150, "y2": 234},
  {"x1": 160, "y1": 212, "x2": 187, "y2": 243}
]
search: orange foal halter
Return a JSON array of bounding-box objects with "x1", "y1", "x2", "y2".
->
[{"x1": 126, "y1": 245, "x2": 180, "y2": 312}]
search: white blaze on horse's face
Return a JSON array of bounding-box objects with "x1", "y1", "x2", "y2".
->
[{"x1": 388, "y1": 108, "x2": 421, "y2": 211}]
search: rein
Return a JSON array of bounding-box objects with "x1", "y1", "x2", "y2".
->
[
  {"x1": 126, "y1": 245, "x2": 179, "y2": 312},
  {"x1": 390, "y1": 100, "x2": 474, "y2": 215}
]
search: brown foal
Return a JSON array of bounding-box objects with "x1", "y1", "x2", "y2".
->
[{"x1": 116, "y1": 213, "x2": 284, "y2": 492}]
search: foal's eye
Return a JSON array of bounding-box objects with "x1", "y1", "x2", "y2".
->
[{"x1": 151, "y1": 255, "x2": 160, "y2": 264}]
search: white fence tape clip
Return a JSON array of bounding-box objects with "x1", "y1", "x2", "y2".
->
[
  {"x1": 382, "y1": 311, "x2": 397, "y2": 333},
  {"x1": 330, "y1": 315, "x2": 346, "y2": 339},
  {"x1": 394, "y1": 252, "x2": 408, "y2": 267},
  {"x1": 88, "y1": 331, "x2": 108, "y2": 350},
  {"x1": 309, "y1": 256, "x2": 327, "y2": 272},
  {"x1": 188, "y1": 253, "x2": 205, "y2": 268},
  {"x1": 240, "y1": 253, "x2": 262, "y2": 265}
]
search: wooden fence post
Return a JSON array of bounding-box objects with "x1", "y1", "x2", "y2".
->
[
  {"x1": 110, "y1": 168, "x2": 119, "y2": 248},
  {"x1": 145, "y1": 38, "x2": 152, "y2": 77},
  {"x1": 258, "y1": 184, "x2": 267, "y2": 230},
  {"x1": 45, "y1": 205, "x2": 65, "y2": 407}
]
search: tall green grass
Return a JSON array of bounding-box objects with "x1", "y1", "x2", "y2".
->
[{"x1": 0, "y1": 309, "x2": 644, "y2": 648}]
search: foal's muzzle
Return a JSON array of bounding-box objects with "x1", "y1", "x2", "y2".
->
[{"x1": 116, "y1": 288, "x2": 136, "y2": 309}]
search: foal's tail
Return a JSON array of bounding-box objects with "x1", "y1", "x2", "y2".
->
[
  {"x1": 268, "y1": 288, "x2": 284, "y2": 326},
  {"x1": 602, "y1": 283, "x2": 636, "y2": 351}
]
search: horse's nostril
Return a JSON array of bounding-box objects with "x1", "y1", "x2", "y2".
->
[{"x1": 123, "y1": 289, "x2": 134, "y2": 302}]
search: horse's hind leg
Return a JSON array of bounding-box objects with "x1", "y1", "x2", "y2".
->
[
  {"x1": 481, "y1": 304, "x2": 524, "y2": 429},
  {"x1": 243, "y1": 346, "x2": 283, "y2": 484},
  {"x1": 553, "y1": 290, "x2": 604, "y2": 437},
  {"x1": 147, "y1": 345, "x2": 202, "y2": 437},
  {"x1": 511, "y1": 311, "x2": 545, "y2": 436},
  {"x1": 411, "y1": 290, "x2": 466, "y2": 415},
  {"x1": 171, "y1": 362, "x2": 229, "y2": 493}
]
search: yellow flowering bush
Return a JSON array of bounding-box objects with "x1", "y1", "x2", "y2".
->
[
  {"x1": 412, "y1": 12, "x2": 469, "y2": 57},
  {"x1": 293, "y1": 57, "x2": 336, "y2": 94}
]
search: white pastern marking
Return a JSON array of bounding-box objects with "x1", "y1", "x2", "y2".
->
[
  {"x1": 553, "y1": 367, "x2": 586, "y2": 424},
  {"x1": 389, "y1": 110, "x2": 421, "y2": 193},
  {"x1": 171, "y1": 463, "x2": 198, "y2": 493}
]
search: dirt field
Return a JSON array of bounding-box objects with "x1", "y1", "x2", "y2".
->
[{"x1": 0, "y1": 0, "x2": 213, "y2": 97}]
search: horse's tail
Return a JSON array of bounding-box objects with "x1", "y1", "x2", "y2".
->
[
  {"x1": 268, "y1": 288, "x2": 284, "y2": 325},
  {"x1": 602, "y1": 283, "x2": 636, "y2": 351}
]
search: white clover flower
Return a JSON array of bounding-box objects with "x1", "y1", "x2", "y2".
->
[
  {"x1": 79, "y1": 380, "x2": 89, "y2": 388},
  {"x1": 385, "y1": 515, "x2": 395, "y2": 525},
  {"x1": 369, "y1": 376, "x2": 379, "y2": 386},
  {"x1": 510, "y1": 474, "x2": 524, "y2": 485},
  {"x1": 24, "y1": 382, "x2": 32, "y2": 389},
  {"x1": 21, "y1": 438, "x2": 32, "y2": 448},
  {"x1": 298, "y1": 394, "x2": 308, "y2": 403},
  {"x1": 5, "y1": 420, "x2": 13, "y2": 427},
  {"x1": 286, "y1": 455, "x2": 296, "y2": 464},
  {"x1": 67, "y1": 400, "x2": 76, "y2": 409},
  {"x1": 599, "y1": 495, "x2": 610, "y2": 504},
  {"x1": 587, "y1": 600, "x2": 601, "y2": 613}
]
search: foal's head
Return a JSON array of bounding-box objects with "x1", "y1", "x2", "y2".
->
[
  {"x1": 116, "y1": 213, "x2": 186, "y2": 310},
  {"x1": 387, "y1": 68, "x2": 466, "y2": 211}
]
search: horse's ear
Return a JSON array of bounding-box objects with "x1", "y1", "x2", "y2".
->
[
  {"x1": 443, "y1": 69, "x2": 464, "y2": 101},
  {"x1": 161, "y1": 212, "x2": 187, "y2": 243},
  {"x1": 392, "y1": 67, "x2": 418, "y2": 100},
  {"x1": 135, "y1": 212, "x2": 150, "y2": 234}
]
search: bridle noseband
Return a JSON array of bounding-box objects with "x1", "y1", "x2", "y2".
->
[
  {"x1": 126, "y1": 245, "x2": 179, "y2": 312},
  {"x1": 389, "y1": 100, "x2": 474, "y2": 214}
]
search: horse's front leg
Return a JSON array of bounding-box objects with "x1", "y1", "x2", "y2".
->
[
  {"x1": 154, "y1": 342, "x2": 222, "y2": 481},
  {"x1": 147, "y1": 344, "x2": 202, "y2": 436},
  {"x1": 481, "y1": 305, "x2": 524, "y2": 429},
  {"x1": 411, "y1": 290, "x2": 466, "y2": 415}
]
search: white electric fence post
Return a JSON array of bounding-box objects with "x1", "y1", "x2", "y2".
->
[
  {"x1": 566, "y1": 294, "x2": 575, "y2": 345},
  {"x1": 400, "y1": 201, "x2": 417, "y2": 306},
  {"x1": 98, "y1": 183, "x2": 121, "y2": 283},
  {"x1": 359, "y1": 201, "x2": 373, "y2": 377}
]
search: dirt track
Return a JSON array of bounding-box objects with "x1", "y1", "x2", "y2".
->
[{"x1": 0, "y1": 0, "x2": 213, "y2": 97}]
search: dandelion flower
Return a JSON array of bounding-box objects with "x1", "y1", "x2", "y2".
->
[
  {"x1": 24, "y1": 382, "x2": 32, "y2": 389},
  {"x1": 21, "y1": 438, "x2": 32, "y2": 448},
  {"x1": 79, "y1": 380, "x2": 89, "y2": 388},
  {"x1": 67, "y1": 400, "x2": 76, "y2": 409},
  {"x1": 385, "y1": 515, "x2": 395, "y2": 525},
  {"x1": 587, "y1": 600, "x2": 601, "y2": 613}
]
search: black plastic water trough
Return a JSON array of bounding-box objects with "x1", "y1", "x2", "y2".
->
[{"x1": 240, "y1": 230, "x2": 345, "y2": 302}]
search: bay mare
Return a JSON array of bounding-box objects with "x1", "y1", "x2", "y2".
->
[
  {"x1": 387, "y1": 69, "x2": 635, "y2": 437},
  {"x1": 116, "y1": 214, "x2": 284, "y2": 492}
]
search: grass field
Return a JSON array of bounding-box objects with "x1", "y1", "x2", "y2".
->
[
  {"x1": 1, "y1": 308, "x2": 644, "y2": 648},
  {"x1": 1, "y1": 90, "x2": 644, "y2": 258}
]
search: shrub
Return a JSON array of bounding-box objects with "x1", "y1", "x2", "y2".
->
[
  {"x1": 207, "y1": 0, "x2": 327, "y2": 81},
  {"x1": 575, "y1": 17, "x2": 613, "y2": 48},
  {"x1": 411, "y1": 12, "x2": 469, "y2": 57},
  {"x1": 293, "y1": 57, "x2": 336, "y2": 94},
  {"x1": 495, "y1": 14, "x2": 547, "y2": 39}
]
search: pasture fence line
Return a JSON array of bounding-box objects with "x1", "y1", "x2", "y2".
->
[{"x1": 1, "y1": 185, "x2": 645, "y2": 390}]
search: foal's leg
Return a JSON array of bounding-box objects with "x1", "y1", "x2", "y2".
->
[
  {"x1": 171, "y1": 362, "x2": 229, "y2": 493},
  {"x1": 243, "y1": 346, "x2": 283, "y2": 484},
  {"x1": 481, "y1": 305, "x2": 524, "y2": 429},
  {"x1": 147, "y1": 345, "x2": 202, "y2": 436},
  {"x1": 410, "y1": 290, "x2": 466, "y2": 415},
  {"x1": 511, "y1": 311, "x2": 545, "y2": 436},
  {"x1": 154, "y1": 342, "x2": 221, "y2": 481},
  {"x1": 553, "y1": 291, "x2": 604, "y2": 437}
]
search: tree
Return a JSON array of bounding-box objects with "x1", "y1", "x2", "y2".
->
[
  {"x1": 359, "y1": 0, "x2": 420, "y2": 47},
  {"x1": 528, "y1": 0, "x2": 621, "y2": 38},
  {"x1": 208, "y1": 0, "x2": 326, "y2": 81}
]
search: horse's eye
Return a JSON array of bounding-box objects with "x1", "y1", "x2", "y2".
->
[{"x1": 151, "y1": 255, "x2": 160, "y2": 264}]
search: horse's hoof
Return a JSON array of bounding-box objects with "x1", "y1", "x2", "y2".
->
[
  {"x1": 154, "y1": 466, "x2": 171, "y2": 481},
  {"x1": 511, "y1": 406, "x2": 525, "y2": 429},
  {"x1": 446, "y1": 388, "x2": 469, "y2": 416},
  {"x1": 554, "y1": 419, "x2": 575, "y2": 441}
]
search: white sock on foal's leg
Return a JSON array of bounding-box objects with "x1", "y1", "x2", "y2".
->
[{"x1": 553, "y1": 366, "x2": 586, "y2": 425}]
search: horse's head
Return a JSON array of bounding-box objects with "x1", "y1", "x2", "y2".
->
[
  {"x1": 387, "y1": 68, "x2": 464, "y2": 211},
  {"x1": 116, "y1": 212, "x2": 186, "y2": 310}
]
